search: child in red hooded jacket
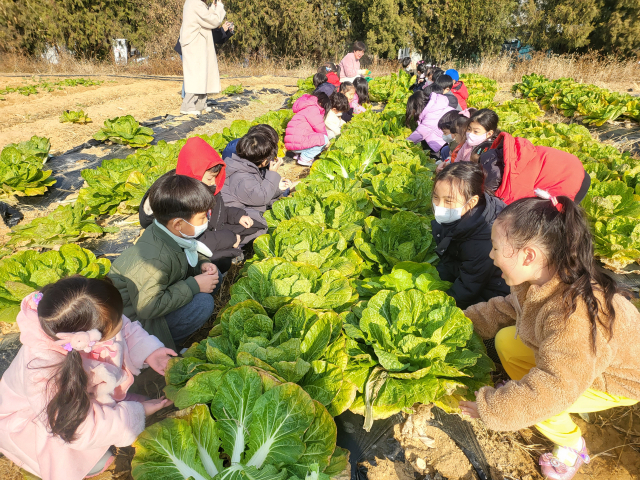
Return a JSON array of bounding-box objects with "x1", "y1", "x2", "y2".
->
[
  {"x1": 139, "y1": 137, "x2": 266, "y2": 272},
  {"x1": 445, "y1": 69, "x2": 469, "y2": 110}
]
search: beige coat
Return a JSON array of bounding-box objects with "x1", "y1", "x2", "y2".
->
[
  {"x1": 324, "y1": 110, "x2": 345, "y2": 139},
  {"x1": 464, "y1": 276, "x2": 640, "y2": 432},
  {"x1": 180, "y1": 0, "x2": 226, "y2": 94}
]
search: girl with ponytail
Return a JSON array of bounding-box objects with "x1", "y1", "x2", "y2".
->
[
  {"x1": 459, "y1": 194, "x2": 640, "y2": 480},
  {"x1": 0, "y1": 276, "x2": 175, "y2": 480}
]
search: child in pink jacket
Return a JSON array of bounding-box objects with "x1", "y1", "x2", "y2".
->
[
  {"x1": 0, "y1": 276, "x2": 175, "y2": 480},
  {"x1": 285, "y1": 93, "x2": 329, "y2": 167}
]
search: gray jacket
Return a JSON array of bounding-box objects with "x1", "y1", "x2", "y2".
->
[{"x1": 221, "y1": 153, "x2": 283, "y2": 222}]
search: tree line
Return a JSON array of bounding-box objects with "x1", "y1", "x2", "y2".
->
[{"x1": 0, "y1": 0, "x2": 638, "y2": 61}]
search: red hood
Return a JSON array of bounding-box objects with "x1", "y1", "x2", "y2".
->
[
  {"x1": 176, "y1": 137, "x2": 226, "y2": 195},
  {"x1": 492, "y1": 132, "x2": 539, "y2": 203},
  {"x1": 451, "y1": 81, "x2": 469, "y2": 99}
]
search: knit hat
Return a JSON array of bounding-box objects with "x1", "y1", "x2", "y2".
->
[{"x1": 444, "y1": 69, "x2": 459, "y2": 82}]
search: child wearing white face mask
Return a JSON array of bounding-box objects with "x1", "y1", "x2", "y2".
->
[
  {"x1": 109, "y1": 174, "x2": 220, "y2": 350},
  {"x1": 430, "y1": 162, "x2": 509, "y2": 309},
  {"x1": 454, "y1": 109, "x2": 498, "y2": 163}
]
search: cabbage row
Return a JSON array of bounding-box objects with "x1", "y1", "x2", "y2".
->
[{"x1": 512, "y1": 73, "x2": 640, "y2": 125}]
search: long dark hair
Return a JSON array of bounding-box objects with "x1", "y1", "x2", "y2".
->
[
  {"x1": 497, "y1": 197, "x2": 622, "y2": 352},
  {"x1": 313, "y1": 92, "x2": 331, "y2": 120},
  {"x1": 405, "y1": 90, "x2": 427, "y2": 127},
  {"x1": 433, "y1": 162, "x2": 485, "y2": 201},
  {"x1": 38, "y1": 276, "x2": 124, "y2": 443},
  {"x1": 353, "y1": 77, "x2": 369, "y2": 104}
]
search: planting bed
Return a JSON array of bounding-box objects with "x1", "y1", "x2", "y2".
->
[{"x1": 0, "y1": 69, "x2": 639, "y2": 479}]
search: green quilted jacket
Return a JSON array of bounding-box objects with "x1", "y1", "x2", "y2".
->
[{"x1": 108, "y1": 223, "x2": 208, "y2": 350}]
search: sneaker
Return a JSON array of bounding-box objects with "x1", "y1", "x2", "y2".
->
[
  {"x1": 180, "y1": 110, "x2": 201, "y2": 116},
  {"x1": 539, "y1": 438, "x2": 590, "y2": 480},
  {"x1": 232, "y1": 253, "x2": 245, "y2": 265},
  {"x1": 297, "y1": 157, "x2": 313, "y2": 167},
  {"x1": 202, "y1": 106, "x2": 213, "y2": 113}
]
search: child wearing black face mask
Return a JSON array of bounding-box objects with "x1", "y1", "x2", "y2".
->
[{"x1": 431, "y1": 162, "x2": 510, "y2": 309}]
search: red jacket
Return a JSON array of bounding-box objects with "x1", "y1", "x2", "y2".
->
[
  {"x1": 493, "y1": 132, "x2": 586, "y2": 204},
  {"x1": 284, "y1": 94, "x2": 327, "y2": 151},
  {"x1": 326, "y1": 71, "x2": 340, "y2": 87},
  {"x1": 176, "y1": 137, "x2": 225, "y2": 195},
  {"x1": 451, "y1": 81, "x2": 469, "y2": 110}
]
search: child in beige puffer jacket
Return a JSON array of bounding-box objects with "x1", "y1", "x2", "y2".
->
[{"x1": 460, "y1": 192, "x2": 640, "y2": 480}]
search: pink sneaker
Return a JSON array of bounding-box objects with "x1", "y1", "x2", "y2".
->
[
  {"x1": 539, "y1": 438, "x2": 590, "y2": 480},
  {"x1": 297, "y1": 157, "x2": 313, "y2": 167}
]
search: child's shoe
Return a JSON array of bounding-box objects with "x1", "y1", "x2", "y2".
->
[
  {"x1": 291, "y1": 153, "x2": 300, "y2": 161},
  {"x1": 539, "y1": 437, "x2": 590, "y2": 480},
  {"x1": 297, "y1": 157, "x2": 313, "y2": 167}
]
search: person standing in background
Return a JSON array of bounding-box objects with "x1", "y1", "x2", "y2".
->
[{"x1": 179, "y1": 0, "x2": 226, "y2": 115}]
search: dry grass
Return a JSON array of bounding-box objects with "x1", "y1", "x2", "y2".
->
[
  {"x1": 457, "y1": 51, "x2": 640, "y2": 89},
  {"x1": 0, "y1": 51, "x2": 399, "y2": 80}
]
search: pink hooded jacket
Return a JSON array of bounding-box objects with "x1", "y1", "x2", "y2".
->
[
  {"x1": 285, "y1": 94, "x2": 327, "y2": 151},
  {"x1": 0, "y1": 293, "x2": 164, "y2": 480},
  {"x1": 406, "y1": 92, "x2": 454, "y2": 153}
]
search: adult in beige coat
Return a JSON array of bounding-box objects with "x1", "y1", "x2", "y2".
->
[{"x1": 179, "y1": 0, "x2": 226, "y2": 114}]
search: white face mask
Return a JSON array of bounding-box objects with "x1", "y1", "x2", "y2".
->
[
  {"x1": 433, "y1": 198, "x2": 471, "y2": 224},
  {"x1": 466, "y1": 132, "x2": 487, "y2": 147},
  {"x1": 442, "y1": 134, "x2": 453, "y2": 143},
  {"x1": 178, "y1": 218, "x2": 208, "y2": 238}
]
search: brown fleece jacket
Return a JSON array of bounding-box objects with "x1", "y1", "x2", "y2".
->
[{"x1": 464, "y1": 276, "x2": 640, "y2": 432}]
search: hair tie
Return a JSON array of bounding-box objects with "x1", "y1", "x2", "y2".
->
[
  {"x1": 534, "y1": 188, "x2": 563, "y2": 212},
  {"x1": 33, "y1": 292, "x2": 43, "y2": 305},
  {"x1": 54, "y1": 329, "x2": 102, "y2": 354}
]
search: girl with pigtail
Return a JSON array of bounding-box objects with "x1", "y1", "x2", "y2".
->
[
  {"x1": 460, "y1": 192, "x2": 640, "y2": 480},
  {"x1": 0, "y1": 276, "x2": 175, "y2": 480}
]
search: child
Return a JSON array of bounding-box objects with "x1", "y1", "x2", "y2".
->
[
  {"x1": 318, "y1": 63, "x2": 340, "y2": 87},
  {"x1": 434, "y1": 74, "x2": 461, "y2": 111},
  {"x1": 339, "y1": 82, "x2": 356, "y2": 122},
  {"x1": 401, "y1": 56, "x2": 412, "y2": 74},
  {"x1": 445, "y1": 68, "x2": 469, "y2": 110},
  {"x1": 325, "y1": 92, "x2": 349, "y2": 139},
  {"x1": 448, "y1": 115, "x2": 471, "y2": 164},
  {"x1": 437, "y1": 110, "x2": 462, "y2": 160},
  {"x1": 139, "y1": 137, "x2": 261, "y2": 273},
  {"x1": 224, "y1": 125, "x2": 292, "y2": 224},
  {"x1": 109, "y1": 174, "x2": 220, "y2": 350},
  {"x1": 0, "y1": 276, "x2": 175, "y2": 480},
  {"x1": 476, "y1": 110, "x2": 590, "y2": 203},
  {"x1": 352, "y1": 76, "x2": 369, "y2": 113},
  {"x1": 454, "y1": 108, "x2": 498, "y2": 164},
  {"x1": 405, "y1": 89, "x2": 454, "y2": 156},
  {"x1": 427, "y1": 66, "x2": 443, "y2": 85},
  {"x1": 460, "y1": 194, "x2": 640, "y2": 480},
  {"x1": 284, "y1": 92, "x2": 330, "y2": 166},
  {"x1": 411, "y1": 61, "x2": 428, "y2": 91},
  {"x1": 313, "y1": 72, "x2": 336, "y2": 97},
  {"x1": 339, "y1": 41, "x2": 367, "y2": 82},
  {"x1": 431, "y1": 162, "x2": 509, "y2": 309}
]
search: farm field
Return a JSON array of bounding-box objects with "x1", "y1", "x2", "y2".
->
[{"x1": 0, "y1": 66, "x2": 639, "y2": 480}]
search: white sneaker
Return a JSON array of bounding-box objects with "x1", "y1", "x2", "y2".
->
[
  {"x1": 180, "y1": 110, "x2": 201, "y2": 115},
  {"x1": 297, "y1": 157, "x2": 313, "y2": 167}
]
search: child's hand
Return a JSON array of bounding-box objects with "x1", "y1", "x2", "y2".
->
[
  {"x1": 201, "y1": 262, "x2": 218, "y2": 275},
  {"x1": 269, "y1": 158, "x2": 284, "y2": 171},
  {"x1": 145, "y1": 347, "x2": 177, "y2": 375},
  {"x1": 239, "y1": 215, "x2": 253, "y2": 228},
  {"x1": 279, "y1": 179, "x2": 291, "y2": 190},
  {"x1": 142, "y1": 397, "x2": 173, "y2": 416},
  {"x1": 233, "y1": 234, "x2": 241, "y2": 249},
  {"x1": 195, "y1": 270, "x2": 219, "y2": 293},
  {"x1": 436, "y1": 162, "x2": 446, "y2": 173},
  {"x1": 459, "y1": 400, "x2": 480, "y2": 419}
]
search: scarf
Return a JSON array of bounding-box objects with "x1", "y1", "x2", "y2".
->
[{"x1": 154, "y1": 220, "x2": 213, "y2": 267}]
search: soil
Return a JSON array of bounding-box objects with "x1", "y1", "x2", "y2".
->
[{"x1": 0, "y1": 74, "x2": 299, "y2": 154}]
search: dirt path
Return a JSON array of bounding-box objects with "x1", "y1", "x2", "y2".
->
[{"x1": 0, "y1": 75, "x2": 299, "y2": 153}]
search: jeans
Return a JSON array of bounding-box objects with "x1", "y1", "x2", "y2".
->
[
  {"x1": 165, "y1": 292, "x2": 215, "y2": 344},
  {"x1": 295, "y1": 135, "x2": 329, "y2": 161}
]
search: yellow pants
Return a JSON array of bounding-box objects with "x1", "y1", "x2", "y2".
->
[{"x1": 495, "y1": 326, "x2": 637, "y2": 447}]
